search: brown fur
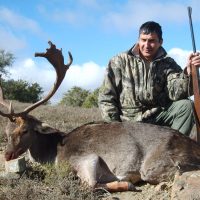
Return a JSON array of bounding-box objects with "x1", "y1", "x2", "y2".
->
[{"x1": 4, "y1": 117, "x2": 200, "y2": 191}]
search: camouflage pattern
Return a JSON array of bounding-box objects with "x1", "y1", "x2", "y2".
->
[{"x1": 98, "y1": 44, "x2": 191, "y2": 122}]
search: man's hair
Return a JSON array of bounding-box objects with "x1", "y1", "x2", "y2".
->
[{"x1": 139, "y1": 21, "x2": 162, "y2": 41}]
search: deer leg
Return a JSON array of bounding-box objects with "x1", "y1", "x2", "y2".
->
[
  {"x1": 140, "y1": 147, "x2": 177, "y2": 184},
  {"x1": 76, "y1": 154, "x2": 117, "y2": 186},
  {"x1": 96, "y1": 181, "x2": 136, "y2": 192},
  {"x1": 76, "y1": 154, "x2": 136, "y2": 192}
]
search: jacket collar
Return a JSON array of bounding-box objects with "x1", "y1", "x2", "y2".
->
[{"x1": 128, "y1": 43, "x2": 167, "y2": 61}]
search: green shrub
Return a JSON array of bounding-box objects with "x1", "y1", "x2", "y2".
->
[
  {"x1": 60, "y1": 86, "x2": 90, "y2": 107},
  {"x1": 1, "y1": 79, "x2": 43, "y2": 103},
  {"x1": 82, "y1": 88, "x2": 99, "y2": 108}
]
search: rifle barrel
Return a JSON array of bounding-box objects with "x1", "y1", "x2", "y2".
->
[{"x1": 188, "y1": 6, "x2": 196, "y2": 53}]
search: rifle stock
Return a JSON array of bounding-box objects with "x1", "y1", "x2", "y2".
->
[{"x1": 188, "y1": 6, "x2": 200, "y2": 143}]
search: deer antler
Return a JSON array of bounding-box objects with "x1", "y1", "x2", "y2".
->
[
  {"x1": 23, "y1": 41, "x2": 73, "y2": 114},
  {"x1": 0, "y1": 41, "x2": 73, "y2": 119},
  {"x1": 0, "y1": 77, "x2": 15, "y2": 121}
]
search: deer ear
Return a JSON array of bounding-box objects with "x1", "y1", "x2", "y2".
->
[
  {"x1": 34, "y1": 122, "x2": 58, "y2": 134},
  {"x1": 15, "y1": 117, "x2": 25, "y2": 126}
]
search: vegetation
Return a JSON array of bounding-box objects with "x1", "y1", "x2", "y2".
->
[
  {"x1": 1, "y1": 79, "x2": 43, "y2": 103},
  {"x1": 60, "y1": 86, "x2": 90, "y2": 107},
  {"x1": 0, "y1": 50, "x2": 14, "y2": 76},
  {"x1": 60, "y1": 86, "x2": 99, "y2": 108},
  {"x1": 82, "y1": 88, "x2": 99, "y2": 108},
  {"x1": 0, "y1": 163, "x2": 99, "y2": 200},
  {"x1": 0, "y1": 49, "x2": 43, "y2": 103}
]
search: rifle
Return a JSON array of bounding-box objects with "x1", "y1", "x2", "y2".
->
[{"x1": 187, "y1": 6, "x2": 200, "y2": 143}]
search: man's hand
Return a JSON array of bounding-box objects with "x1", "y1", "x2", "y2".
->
[{"x1": 186, "y1": 52, "x2": 200, "y2": 75}]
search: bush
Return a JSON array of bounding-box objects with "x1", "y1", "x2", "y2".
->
[
  {"x1": 1, "y1": 79, "x2": 43, "y2": 103},
  {"x1": 82, "y1": 88, "x2": 99, "y2": 108},
  {"x1": 0, "y1": 49, "x2": 14, "y2": 76},
  {"x1": 60, "y1": 87, "x2": 99, "y2": 108},
  {"x1": 60, "y1": 86, "x2": 90, "y2": 107}
]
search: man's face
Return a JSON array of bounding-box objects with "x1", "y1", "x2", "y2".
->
[{"x1": 138, "y1": 32, "x2": 163, "y2": 61}]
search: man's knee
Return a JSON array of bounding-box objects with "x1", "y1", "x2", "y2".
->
[
  {"x1": 173, "y1": 99, "x2": 194, "y2": 135},
  {"x1": 175, "y1": 99, "x2": 193, "y2": 113}
]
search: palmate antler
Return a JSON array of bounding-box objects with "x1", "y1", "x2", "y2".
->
[{"x1": 0, "y1": 41, "x2": 73, "y2": 121}]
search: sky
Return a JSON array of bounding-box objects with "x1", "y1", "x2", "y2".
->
[{"x1": 0, "y1": 0, "x2": 200, "y2": 103}]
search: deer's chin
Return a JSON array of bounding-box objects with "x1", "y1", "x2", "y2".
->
[
  {"x1": 5, "y1": 148, "x2": 25, "y2": 161},
  {"x1": 5, "y1": 151, "x2": 16, "y2": 161}
]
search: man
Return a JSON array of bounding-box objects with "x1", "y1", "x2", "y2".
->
[{"x1": 98, "y1": 21, "x2": 200, "y2": 136}]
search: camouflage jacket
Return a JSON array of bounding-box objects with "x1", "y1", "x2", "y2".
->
[{"x1": 98, "y1": 44, "x2": 191, "y2": 122}]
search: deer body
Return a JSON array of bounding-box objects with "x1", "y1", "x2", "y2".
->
[
  {"x1": 5, "y1": 116, "x2": 200, "y2": 189},
  {"x1": 62, "y1": 121, "x2": 200, "y2": 187},
  {"x1": 2, "y1": 42, "x2": 200, "y2": 192}
]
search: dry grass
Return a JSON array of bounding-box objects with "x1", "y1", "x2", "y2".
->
[{"x1": 0, "y1": 102, "x2": 104, "y2": 200}]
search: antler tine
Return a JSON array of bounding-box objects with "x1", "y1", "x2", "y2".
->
[
  {"x1": 0, "y1": 79, "x2": 8, "y2": 107},
  {"x1": 0, "y1": 78, "x2": 15, "y2": 121},
  {"x1": 22, "y1": 41, "x2": 73, "y2": 114}
]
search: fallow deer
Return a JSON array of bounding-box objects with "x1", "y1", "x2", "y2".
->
[{"x1": 1, "y1": 41, "x2": 200, "y2": 192}]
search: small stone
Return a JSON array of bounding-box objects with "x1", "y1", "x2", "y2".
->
[
  {"x1": 171, "y1": 170, "x2": 200, "y2": 200},
  {"x1": 0, "y1": 171, "x2": 20, "y2": 179},
  {"x1": 5, "y1": 156, "x2": 26, "y2": 173},
  {"x1": 155, "y1": 182, "x2": 168, "y2": 191}
]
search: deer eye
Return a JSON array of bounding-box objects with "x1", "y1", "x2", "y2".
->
[{"x1": 21, "y1": 129, "x2": 28, "y2": 135}]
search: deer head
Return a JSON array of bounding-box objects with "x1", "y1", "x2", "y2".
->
[{"x1": 0, "y1": 41, "x2": 73, "y2": 161}]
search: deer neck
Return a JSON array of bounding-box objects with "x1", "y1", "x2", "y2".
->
[{"x1": 28, "y1": 132, "x2": 63, "y2": 164}]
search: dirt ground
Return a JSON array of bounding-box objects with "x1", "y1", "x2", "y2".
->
[
  {"x1": 102, "y1": 182, "x2": 171, "y2": 200},
  {"x1": 100, "y1": 187, "x2": 171, "y2": 200}
]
